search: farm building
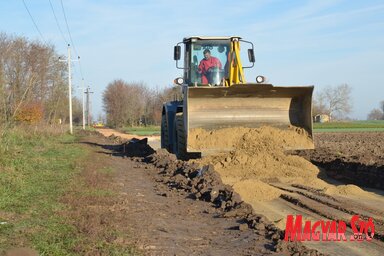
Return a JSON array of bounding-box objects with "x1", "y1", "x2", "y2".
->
[{"x1": 313, "y1": 114, "x2": 330, "y2": 123}]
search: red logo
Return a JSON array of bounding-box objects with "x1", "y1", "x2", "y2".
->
[{"x1": 284, "y1": 215, "x2": 375, "y2": 242}]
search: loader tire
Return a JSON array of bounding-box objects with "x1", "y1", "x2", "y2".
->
[
  {"x1": 175, "y1": 113, "x2": 187, "y2": 160},
  {"x1": 161, "y1": 114, "x2": 169, "y2": 150}
]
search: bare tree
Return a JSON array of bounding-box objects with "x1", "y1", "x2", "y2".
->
[
  {"x1": 367, "y1": 108, "x2": 383, "y2": 120},
  {"x1": 103, "y1": 79, "x2": 130, "y2": 127},
  {"x1": 312, "y1": 96, "x2": 326, "y2": 117},
  {"x1": 315, "y1": 84, "x2": 352, "y2": 121},
  {"x1": 103, "y1": 78, "x2": 180, "y2": 127},
  {"x1": 147, "y1": 86, "x2": 181, "y2": 125},
  {"x1": 0, "y1": 32, "x2": 68, "y2": 125},
  {"x1": 367, "y1": 100, "x2": 384, "y2": 120}
]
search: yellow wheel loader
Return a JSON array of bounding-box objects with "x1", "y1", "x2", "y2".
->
[{"x1": 161, "y1": 36, "x2": 314, "y2": 159}]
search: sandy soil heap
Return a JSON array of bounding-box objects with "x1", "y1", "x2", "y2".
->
[
  {"x1": 191, "y1": 126, "x2": 377, "y2": 202},
  {"x1": 191, "y1": 126, "x2": 321, "y2": 201}
]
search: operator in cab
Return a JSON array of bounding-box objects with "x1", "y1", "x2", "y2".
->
[{"x1": 198, "y1": 49, "x2": 222, "y2": 84}]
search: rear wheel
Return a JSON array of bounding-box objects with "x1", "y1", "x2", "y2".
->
[
  {"x1": 161, "y1": 114, "x2": 169, "y2": 150},
  {"x1": 175, "y1": 113, "x2": 187, "y2": 160}
]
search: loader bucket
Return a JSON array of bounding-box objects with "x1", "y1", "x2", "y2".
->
[{"x1": 185, "y1": 84, "x2": 314, "y2": 154}]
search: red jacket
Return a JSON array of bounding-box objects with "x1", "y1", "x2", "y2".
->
[{"x1": 198, "y1": 56, "x2": 222, "y2": 84}]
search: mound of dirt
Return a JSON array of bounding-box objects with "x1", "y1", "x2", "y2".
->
[
  {"x1": 189, "y1": 126, "x2": 313, "y2": 151},
  {"x1": 192, "y1": 126, "x2": 321, "y2": 201},
  {"x1": 324, "y1": 184, "x2": 374, "y2": 197}
]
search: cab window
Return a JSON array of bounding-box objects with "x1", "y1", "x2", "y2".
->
[{"x1": 190, "y1": 40, "x2": 230, "y2": 85}]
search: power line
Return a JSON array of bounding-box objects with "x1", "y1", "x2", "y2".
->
[
  {"x1": 22, "y1": 0, "x2": 87, "y2": 118},
  {"x1": 59, "y1": 0, "x2": 84, "y2": 80},
  {"x1": 48, "y1": 0, "x2": 69, "y2": 45},
  {"x1": 22, "y1": 0, "x2": 46, "y2": 43},
  {"x1": 60, "y1": 0, "x2": 78, "y2": 57}
]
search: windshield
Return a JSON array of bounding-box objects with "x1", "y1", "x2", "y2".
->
[{"x1": 190, "y1": 39, "x2": 230, "y2": 85}]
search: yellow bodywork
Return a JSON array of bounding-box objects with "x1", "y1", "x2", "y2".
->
[{"x1": 226, "y1": 39, "x2": 246, "y2": 86}]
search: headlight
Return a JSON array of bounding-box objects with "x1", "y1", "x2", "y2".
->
[
  {"x1": 256, "y1": 75, "x2": 266, "y2": 83},
  {"x1": 174, "y1": 77, "x2": 184, "y2": 85}
]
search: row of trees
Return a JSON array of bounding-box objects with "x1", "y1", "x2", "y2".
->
[
  {"x1": 102, "y1": 79, "x2": 179, "y2": 127},
  {"x1": 0, "y1": 32, "x2": 81, "y2": 125}
]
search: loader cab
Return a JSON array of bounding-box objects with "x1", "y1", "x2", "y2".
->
[
  {"x1": 188, "y1": 39, "x2": 230, "y2": 85},
  {"x1": 174, "y1": 36, "x2": 255, "y2": 87},
  {"x1": 174, "y1": 37, "x2": 231, "y2": 86}
]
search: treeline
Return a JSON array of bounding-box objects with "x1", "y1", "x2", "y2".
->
[
  {"x1": 102, "y1": 79, "x2": 179, "y2": 127},
  {"x1": 0, "y1": 32, "x2": 82, "y2": 125}
]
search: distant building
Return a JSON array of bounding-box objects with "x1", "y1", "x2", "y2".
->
[{"x1": 313, "y1": 114, "x2": 330, "y2": 123}]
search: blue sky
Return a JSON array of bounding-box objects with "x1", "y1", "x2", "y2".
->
[{"x1": 1, "y1": 0, "x2": 383, "y2": 120}]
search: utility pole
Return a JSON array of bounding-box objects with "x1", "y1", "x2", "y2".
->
[
  {"x1": 81, "y1": 79, "x2": 85, "y2": 130},
  {"x1": 67, "y1": 45, "x2": 73, "y2": 134},
  {"x1": 59, "y1": 44, "x2": 79, "y2": 134},
  {"x1": 85, "y1": 86, "x2": 93, "y2": 127}
]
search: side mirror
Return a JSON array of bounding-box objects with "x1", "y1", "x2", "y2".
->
[
  {"x1": 174, "y1": 46, "x2": 181, "y2": 60},
  {"x1": 248, "y1": 49, "x2": 255, "y2": 63}
]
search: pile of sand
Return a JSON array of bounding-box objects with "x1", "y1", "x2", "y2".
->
[
  {"x1": 191, "y1": 126, "x2": 375, "y2": 206},
  {"x1": 189, "y1": 126, "x2": 314, "y2": 151},
  {"x1": 190, "y1": 127, "x2": 318, "y2": 183},
  {"x1": 192, "y1": 126, "x2": 320, "y2": 201},
  {"x1": 192, "y1": 127, "x2": 323, "y2": 204}
]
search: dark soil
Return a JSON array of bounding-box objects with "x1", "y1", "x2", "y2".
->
[{"x1": 297, "y1": 132, "x2": 384, "y2": 189}]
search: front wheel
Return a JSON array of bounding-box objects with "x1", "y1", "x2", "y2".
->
[
  {"x1": 175, "y1": 113, "x2": 187, "y2": 160},
  {"x1": 161, "y1": 114, "x2": 169, "y2": 151}
]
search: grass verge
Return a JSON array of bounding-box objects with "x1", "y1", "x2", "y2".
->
[
  {"x1": 0, "y1": 127, "x2": 86, "y2": 254},
  {"x1": 314, "y1": 120, "x2": 384, "y2": 132},
  {"x1": 0, "y1": 126, "x2": 139, "y2": 255},
  {"x1": 119, "y1": 126, "x2": 160, "y2": 136}
]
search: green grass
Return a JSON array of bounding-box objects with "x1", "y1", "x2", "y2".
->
[
  {"x1": 0, "y1": 127, "x2": 86, "y2": 255},
  {"x1": 313, "y1": 120, "x2": 384, "y2": 132},
  {"x1": 120, "y1": 125, "x2": 160, "y2": 136},
  {"x1": 0, "y1": 127, "x2": 139, "y2": 255}
]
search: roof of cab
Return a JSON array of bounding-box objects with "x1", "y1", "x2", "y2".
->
[{"x1": 183, "y1": 36, "x2": 241, "y2": 42}]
